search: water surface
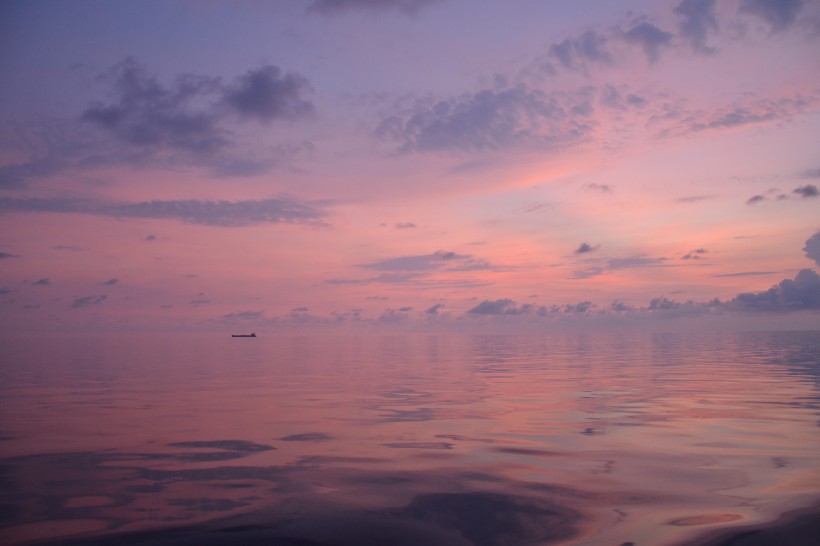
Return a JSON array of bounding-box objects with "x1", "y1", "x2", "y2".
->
[{"x1": 1, "y1": 331, "x2": 819, "y2": 545}]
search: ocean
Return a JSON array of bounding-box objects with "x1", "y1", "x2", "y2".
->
[{"x1": 1, "y1": 330, "x2": 819, "y2": 545}]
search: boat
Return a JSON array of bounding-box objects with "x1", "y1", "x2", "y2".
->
[{"x1": 231, "y1": 333, "x2": 257, "y2": 338}]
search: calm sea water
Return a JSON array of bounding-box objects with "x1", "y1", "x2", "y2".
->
[{"x1": 1, "y1": 331, "x2": 819, "y2": 545}]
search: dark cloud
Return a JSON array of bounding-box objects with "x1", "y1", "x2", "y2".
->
[
  {"x1": 0, "y1": 157, "x2": 65, "y2": 190},
  {"x1": 0, "y1": 251, "x2": 19, "y2": 259},
  {"x1": 739, "y1": 0, "x2": 805, "y2": 31},
  {"x1": 622, "y1": 22, "x2": 673, "y2": 63},
  {"x1": 394, "y1": 222, "x2": 417, "y2": 229},
  {"x1": 682, "y1": 248, "x2": 707, "y2": 260},
  {"x1": 32, "y1": 278, "x2": 50, "y2": 285},
  {"x1": 376, "y1": 85, "x2": 594, "y2": 153},
  {"x1": 82, "y1": 58, "x2": 228, "y2": 154},
  {"x1": 71, "y1": 294, "x2": 107, "y2": 308},
  {"x1": 467, "y1": 298, "x2": 593, "y2": 317},
  {"x1": 802, "y1": 168, "x2": 820, "y2": 178},
  {"x1": 574, "y1": 242, "x2": 599, "y2": 255},
  {"x1": 0, "y1": 195, "x2": 326, "y2": 227},
  {"x1": 793, "y1": 184, "x2": 818, "y2": 198},
  {"x1": 649, "y1": 296, "x2": 680, "y2": 310},
  {"x1": 611, "y1": 300, "x2": 635, "y2": 312},
  {"x1": 674, "y1": 0, "x2": 719, "y2": 54},
  {"x1": 563, "y1": 301, "x2": 593, "y2": 314},
  {"x1": 145, "y1": 234, "x2": 157, "y2": 241},
  {"x1": 548, "y1": 30, "x2": 613, "y2": 72},
  {"x1": 730, "y1": 268, "x2": 820, "y2": 310},
  {"x1": 224, "y1": 66, "x2": 314, "y2": 123},
  {"x1": 747, "y1": 194, "x2": 766, "y2": 205},
  {"x1": 804, "y1": 231, "x2": 820, "y2": 266},
  {"x1": 468, "y1": 299, "x2": 519, "y2": 315},
  {"x1": 30, "y1": 58, "x2": 318, "y2": 184},
  {"x1": 307, "y1": 0, "x2": 442, "y2": 16},
  {"x1": 102, "y1": 278, "x2": 118, "y2": 285},
  {"x1": 425, "y1": 303, "x2": 445, "y2": 315}
]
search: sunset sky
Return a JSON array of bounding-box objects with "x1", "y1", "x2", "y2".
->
[{"x1": 1, "y1": 0, "x2": 819, "y2": 332}]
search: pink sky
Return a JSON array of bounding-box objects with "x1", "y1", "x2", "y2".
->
[{"x1": 1, "y1": 0, "x2": 819, "y2": 332}]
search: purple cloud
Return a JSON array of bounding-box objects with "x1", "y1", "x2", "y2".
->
[
  {"x1": 739, "y1": 0, "x2": 805, "y2": 31},
  {"x1": 623, "y1": 22, "x2": 673, "y2": 63},
  {"x1": 0, "y1": 196, "x2": 326, "y2": 227},
  {"x1": 674, "y1": 0, "x2": 719, "y2": 54},
  {"x1": 804, "y1": 231, "x2": 820, "y2": 266},
  {"x1": 307, "y1": 0, "x2": 442, "y2": 16}
]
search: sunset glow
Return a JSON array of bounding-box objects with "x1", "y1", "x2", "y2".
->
[{"x1": 1, "y1": 0, "x2": 819, "y2": 332}]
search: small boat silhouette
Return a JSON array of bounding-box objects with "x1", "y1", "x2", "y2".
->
[{"x1": 231, "y1": 333, "x2": 257, "y2": 338}]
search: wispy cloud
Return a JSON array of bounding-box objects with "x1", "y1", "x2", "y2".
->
[
  {"x1": 71, "y1": 294, "x2": 107, "y2": 308},
  {"x1": 0, "y1": 196, "x2": 326, "y2": 227},
  {"x1": 307, "y1": 0, "x2": 443, "y2": 16}
]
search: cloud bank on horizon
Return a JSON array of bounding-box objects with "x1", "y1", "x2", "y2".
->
[{"x1": 1, "y1": 0, "x2": 819, "y2": 332}]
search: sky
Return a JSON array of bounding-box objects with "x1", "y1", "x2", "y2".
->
[{"x1": 1, "y1": 0, "x2": 819, "y2": 333}]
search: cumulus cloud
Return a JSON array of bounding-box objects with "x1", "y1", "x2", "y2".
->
[
  {"x1": 674, "y1": 0, "x2": 719, "y2": 53},
  {"x1": 622, "y1": 22, "x2": 674, "y2": 63},
  {"x1": 224, "y1": 66, "x2": 314, "y2": 123},
  {"x1": 730, "y1": 268, "x2": 820, "y2": 310},
  {"x1": 739, "y1": 0, "x2": 805, "y2": 31},
  {"x1": 307, "y1": 0, "x2": 442, "y2": 16},
  {"x1": 71, "y1": 294, "x2": 107, "y2": 308},
  {"x1": 793, "y1": 184, "x2": 818, "y2": 198},
  {"x1": 747, "y1": 194, "x2": 766, "y2": 205},
  {"x1": 804, "y1": 231, "x2": 820, "y2": 265},
  {"x1": 82, "y1": 58, "x2": 228, "y2": 154},
  {"x1": 468, "y1": 299, "x2": 520, "y2": 315},
  {"x1": 0, "y1": 195, "x2": 326, "y2": 227},
  {"x1": 376, "y1": 85, "x2": 595, "y2": 154}
]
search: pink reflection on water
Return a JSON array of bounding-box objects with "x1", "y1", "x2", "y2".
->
[{"x1": 1, "y1": 331, "x2": 819, "y2": 545}]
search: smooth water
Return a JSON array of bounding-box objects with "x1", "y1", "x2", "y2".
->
[{"x1": 1, "y1": 331, "x2": 819, "y2": 545}]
